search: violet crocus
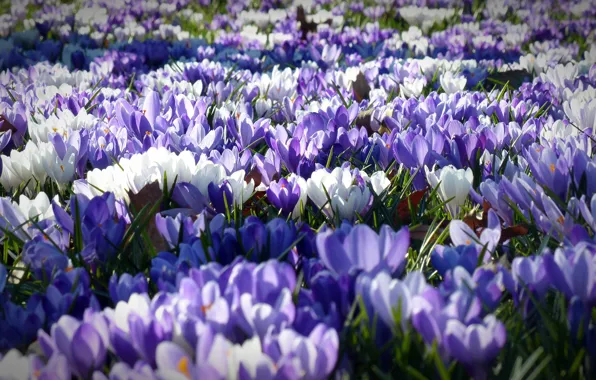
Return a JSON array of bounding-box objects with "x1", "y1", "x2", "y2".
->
[
  {"x1": 444, "y1": 315, "x2": 506, "y2": 379},
  {"x1": 109, "y1": 273, "x2": 149, "y2": 304},
  {"x1": 431, "y1": 244, "x2": 486, "y2": 276},
  {"x1": 37, "y1": 315, "x2": 108, "y2": 379},
  {"x1": 510, "y1": 256, "x2": 550, "y2": 301},
  {"x1": 154, "y1": 213, "x2": 195, "y2": 249},
  {"x1": 266, "y1": 174, "x2": 307, "y2": 218},
  {"x1": 21, "y1": 238, "x2": 69, "y2": 281},
  {"x1": 315, "y1": 223, "x2": 409, "y2": 276},
  {"x1": 263, "y1": 324, "x2": 340, "y2": 379},
  {"x1": 543, "y1": 248, "x2": 596, "y2": 306},
  {"x1": 208, "y1": 179, "x2": 234, "y2": 214}
]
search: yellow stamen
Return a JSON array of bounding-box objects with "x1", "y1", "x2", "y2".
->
[
  {"x1": 557, "y1": 216, "x2": 564, "y2": 225},
  {"x1": 549, "y1": 163, "x2": 555, "y2": 173},
  {"x1": 465, "y1": 239, "x2": 471, "y2": 245},
  {"x1": 201, "y1": 303, "x2": 213, "y2": 314},
  {"x1": 60, "y1": 165, "x2": 65, "y2": 172},
  {"x1": 177, "y1": 356, "x2": 191, "y2": 378}
]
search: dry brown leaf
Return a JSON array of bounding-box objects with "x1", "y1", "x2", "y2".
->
[
  {"x1": 0, "y1": 115, "x2": 17, "y2": 133},
  {"x1": 352, "y1": 72, "x2": 371, "y2": 102},
  {"x1": 127, "y1": 181, "x2": 168, "y2": 252},
  {"x1": 395, "y1": 187, "x2": 429, "y2": 224}
]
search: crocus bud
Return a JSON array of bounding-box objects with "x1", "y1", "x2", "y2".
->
[{"x1": 425, "y1": 165, "x2": 474, "y2": 218}]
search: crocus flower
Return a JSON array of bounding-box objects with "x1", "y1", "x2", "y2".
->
[
  {"x1": 316, "y1": 223, "x2": 409, "y2": 276},
  {"x1": 440, "y1": 71, "x2": 467, "y2": 95},
  {"x1": 449, "y1": 209, "x2": 501, "y2": 252},
  {"x1": 543, "y1": 248, "x2": 596, "y2": 306},
  {"x1": 359, "y1": 270, "x2": 430, "y2": 331},
  {"x1": 266, "y1": 174, "x2": 307, "y2": 218},
  {"x1": 425, "y1": 165, "x2": 474, "y2": 218},
  {"x1": 38, "y1": 315, "x2": 108, "y2": 378},
  {"x1": 444, "y1": 315, "x2": 506, "y2": 378},
  {"x1": 208, "y1": 180, "x2": 235, "y2": 214},
  {"x1": 307, "y1": 167, "x2": 372, "y2": 221},
  {"x1": 12, "y1": 192, "x2": 58, "y2": 221},
  {"x1": 369, "y1": 171, "x2": 391, "y2": 196},
  {"x1": 401, "y1": 76, "x2": 426, "y2": 98},
  {"x1": 109, "y1": 273, "x2": 149, "y2": 304},
  {"x1": 431, "y1": 244, "x2": 484, "y2": 276},
  {"x1": 0, "y1": 349, "x2": 33, "y2": 380}
]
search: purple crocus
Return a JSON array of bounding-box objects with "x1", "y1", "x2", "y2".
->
[
  {"x1": 38, "y1": 315, "x2": 108, "y2": 378},
  {"x1": 21, "y1": 238, "x2": 69, "y2": 281},
  {"x1": 543, "y1": 248, "x2": 596, "y2": 306},
  {"x1": 109, "y1": 273, "x2": 149, "y2": 304},
  {"x1": 431, "y1": 244, "x2": 484, "y2": 276},
  {"x1": 266, "y1": 174, "x2": 307, "y2": 218},
  {"x1": 208, "y1": 180, "x2": 234, "y2": 214},
  {"x1": 444, "y1": 315, "x2": 506, "y2": 378},
  {"x1": 315, "y1": 224, "x2": 409, "y2": 276}
]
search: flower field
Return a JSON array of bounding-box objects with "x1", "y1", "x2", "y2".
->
[{"x1": 0, "y1": 0, "x2": 595, "y2": 378}]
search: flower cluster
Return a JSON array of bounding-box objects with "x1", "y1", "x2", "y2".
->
[{"x1": 1, "y1": 0, "x2": 596, "y2": 378}]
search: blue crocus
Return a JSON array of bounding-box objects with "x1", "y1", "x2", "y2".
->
[
  {"x1": 21, "y1": 237, "x2": 69, "y2": 281},
  {"x1": 43, "y1": 268, "x2": 100, "y2": 326},
  {"x1": 0, "y1": 297, "x2": 44, "y2": 351},
  {"x1": 431, "y1": 244, "x2": 482, "y2": 276},
  {"x1": 208, "y1": 180, "x2": 234, "y2": 214},
  {"x1": 109, "y1": 273, "x2": 149, "y2": 304},
  {"x1": 0, "y1": 263, "x2": 6, "y2": 294}
]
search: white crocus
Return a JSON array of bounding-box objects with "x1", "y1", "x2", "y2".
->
[
  {"x1": 226, "y1": 170, "x2": 255, "y2": 207},
  {"x1": 540, "y1": 63, "x2": 578, "y2": 91},
  {"x1": 400, "y1": 76, "x2": 426, "y2": 98},
  {"x1": 563, "y1": 97, "x2": 596, "y2": 132},
  {"x1": 440, "y1": 71, "x2": 467, "y2": 94},
  {"x1": 307, "y1": 167, "x2": 371, "y2": 221},
  {"x1": 191, "y1": 157, "x2": 227, "y2": 197},
  {"x1": 370, "y1": 171, "x2": 391, "y2": 196},
  {"x1": 43, "y1": 145, "x2": 78, "y2": 186},
  {"x1": 226, "y1": 335, "x2": 276, "y2": 379},
  {"x1": 0, "y1": 350, "x2": 31, "y2": 380},
  {"x1": 425, "y1": 165, "x2": 474, "y2": 218},
  {"x1": 28, "y1": 108, "x2": 97, "y2": 143},
  {"x1": 0, "y1": 141, "x2": 52, "y2": 190},
  {"x1": 13, "y1": 192, "x2": 58, "y2": 221}
]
